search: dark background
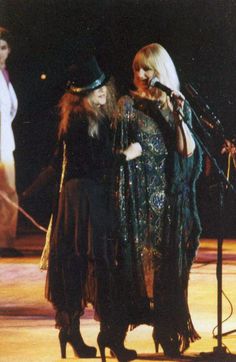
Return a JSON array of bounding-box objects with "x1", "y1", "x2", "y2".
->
[{"x1": 1, "y1": 0, "x2": 236, "y2": 236}]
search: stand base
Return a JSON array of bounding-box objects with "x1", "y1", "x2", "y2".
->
[{"x1": 199, "y1": 346, "x2": 236, "y2": 361}]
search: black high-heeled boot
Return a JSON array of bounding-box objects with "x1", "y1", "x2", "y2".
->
[
  {"x1": 58, "y1": 313, "x2": 97, "y2": 359},
  {"x1": 152, "y1": 326, "x2": 180, "y2": 358},
  {"x1": 59, "y1": 328, "x2": 97, "y2": 358},
  {"x1": 159, "y1": 334, "x2": 181, "y2": 357},
  {"x1": 97, "y1": 325, "x2": 137, "y2": 362},
  {"x1": 167, "y1": 334, "x2": 181, "y2": 358}
]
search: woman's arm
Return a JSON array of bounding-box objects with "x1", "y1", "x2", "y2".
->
[
  {"x1": 21, "y1": 141, "x2": 63, "y2": 199},
  {"x1": 113, "y1": 95, "x2": 142, "y2": 161},
  {"x1": 171, "y1": 92, "x2": 195, "y2": 157},
  {"x1": 175, "y1": 120, "x2": 195, "y2": 157}
]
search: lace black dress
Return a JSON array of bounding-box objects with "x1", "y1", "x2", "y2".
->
[{"x1": 45, "y1": 114, "x2": 117, "y2": 328}]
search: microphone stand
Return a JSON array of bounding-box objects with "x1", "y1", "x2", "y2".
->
[{"x1": 184, "y1": 85, "x2": 236, "y2": 360}]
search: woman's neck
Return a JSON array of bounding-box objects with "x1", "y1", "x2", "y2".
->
[{"x1": 132, "y1": 89, "x2": 169, "y2": 110}]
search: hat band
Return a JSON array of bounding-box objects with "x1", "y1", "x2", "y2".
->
[{"x1": 68, "y1": 73, "x2": 106, "y2": 93}]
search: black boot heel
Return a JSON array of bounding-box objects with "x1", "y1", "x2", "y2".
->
[
  {"x1": 97, "y1": 333, "x2": 106, "y2": 362},
  {"x1": 59, "y1": 329, "x2": 67, "y2": 358},
  {"x1": 152, "y1": 326, "x2": 159, "y2": 353}
]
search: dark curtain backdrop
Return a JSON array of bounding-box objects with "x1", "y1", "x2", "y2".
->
[{"x1": 1, "y1": 0, "x2": 235, "y2": 236}]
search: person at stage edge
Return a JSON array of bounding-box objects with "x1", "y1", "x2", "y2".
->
[
  {"x1": 0, "y1": 27, "x2": 18, "y2": 257},
  {"x1": 22, "y1": 56, "x2": 142, "y2": 361},
  {"x1": 112, "y1": 43, "x2": 203, "y2": 357}
]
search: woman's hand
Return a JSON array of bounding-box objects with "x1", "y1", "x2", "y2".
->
[
  {"x1": 170, "y1": 91, "x2": 185, "y2": 124},
  {"x1": 221, "y1": 139, "x2": 236, "y2": 155},
  {"x1": 221, "y1": 139, "x2": 236, "y2": 168},
  {"x1": 123, "y1": 142, "x2": 142, "y2": 161},
  {"x1": 169, "y1": 91, "x2": 196, "y2": 157}
]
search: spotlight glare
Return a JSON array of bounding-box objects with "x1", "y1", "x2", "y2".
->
[{"x1": 40, "y1": 73, "x2": 47, "y2": 80}]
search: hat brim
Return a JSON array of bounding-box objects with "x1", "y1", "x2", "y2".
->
[{"x1": 67, "y1": 72, "x2": 110, "y2": 94}]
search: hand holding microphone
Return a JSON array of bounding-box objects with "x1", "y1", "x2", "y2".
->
[
  {"x1": 148, "y1": 77, "x2": 185, "y2": 121},
  {"x1": 148, "y1": 77, "x2": 174, "y2": 97},
  {"x1": 148, "y1": 77, "x2": 196, "y2": 156}
]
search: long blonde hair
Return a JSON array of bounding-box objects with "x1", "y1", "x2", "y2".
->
[
  {"x1": 58, "y1": 78, "x2": 117, "y2": 138},
  {"x1": 132, "y1": 43, "x2": 180, "y2": 92}
]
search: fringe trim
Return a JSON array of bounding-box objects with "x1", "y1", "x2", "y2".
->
[{"x1": 178, "y1": 315, "x2": 201, "y2": 353}]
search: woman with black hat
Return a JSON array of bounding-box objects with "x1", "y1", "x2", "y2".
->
[{"x1": 23, "y1": 56, "x2": 141, "y2": 361}]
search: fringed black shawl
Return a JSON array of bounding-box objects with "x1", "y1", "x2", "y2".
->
[{"x1": 112, "y1": 95, "x2": 202, "y2": 351}]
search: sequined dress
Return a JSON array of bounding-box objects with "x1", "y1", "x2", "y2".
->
[{"x1": 112, "y1": 95, "x2": 202, "y2": 352}]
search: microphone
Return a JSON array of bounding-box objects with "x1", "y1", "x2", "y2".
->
[
  {"x1": 148, "y1": 77, "x2": 173, "y2": 96},
  {"x1": 149, "y1": 77, "x2": 184, "y2": 118}
]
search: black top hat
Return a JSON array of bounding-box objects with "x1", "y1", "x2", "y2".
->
[{"x1": 66, "y1": 56, "x2": 109, "y2": 94}]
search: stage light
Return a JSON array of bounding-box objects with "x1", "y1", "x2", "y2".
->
[{"x1": 40, "y1": 73, "x2": 47, "y2": 80}]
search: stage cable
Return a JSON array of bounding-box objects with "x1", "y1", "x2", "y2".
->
[{"x1": 0, "y1": 190, "x2": 47, "y2": 233}]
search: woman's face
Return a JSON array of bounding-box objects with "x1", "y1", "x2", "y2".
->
[
  {"x1": 88, "y1": 85, "x2": 107, "y2": 107},
  {"x1": 0, "y1": 39, "x2": 10, "y2": 68},
  {"x1": 134, "y1": 66, "x2": 155, "y2": 92}
]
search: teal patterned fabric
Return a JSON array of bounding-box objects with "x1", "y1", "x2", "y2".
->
[{"x1": 112, "y1": 94, "x2": 202, "y2": 351}]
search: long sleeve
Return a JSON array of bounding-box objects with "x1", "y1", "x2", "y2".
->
[{"x1": 22, "y1": 141, "x2": 63, "y2": 198}]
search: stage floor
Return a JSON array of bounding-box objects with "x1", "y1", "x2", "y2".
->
[{"x1": 1, "y1": 236, "x2": 236, "y2": 362}]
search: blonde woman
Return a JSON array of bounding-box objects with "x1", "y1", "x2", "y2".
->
[{"x1": 112, "y1": 43, "x2": 202, "y2": 357}]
